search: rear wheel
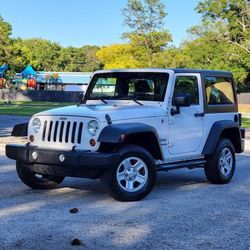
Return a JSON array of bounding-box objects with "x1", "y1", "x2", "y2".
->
[
  {"x1": 16, "y1": 161, "x2": 65, "y2": 189},
  {"x1": 205, "y1": 138, "x2": 235, "y2": 184},
  {"x1": 101, "y1": 145, "x2": 157, "y2": 201}
]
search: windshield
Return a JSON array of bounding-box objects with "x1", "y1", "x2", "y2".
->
[{"x1": 85, "y1": 72, "x2": 169, "y2": 102}]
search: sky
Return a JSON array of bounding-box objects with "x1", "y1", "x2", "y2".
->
[{"x1": 0, "y1": 0, "x2": 201, "y2": 48}]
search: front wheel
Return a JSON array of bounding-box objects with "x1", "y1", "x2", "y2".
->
[
  {"x1": 205, "y1": 138, "x2": 235, "y2": 184},
  {"x1": 16, "y1": 161, "x2": 65, "y2": 189},
  {"x1": 101, "y1": 145, "x2": 157, "y2": 201}
]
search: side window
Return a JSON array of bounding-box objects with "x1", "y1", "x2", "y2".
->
[
  {"x1": 174, "y1": 76, "x2": 199, "y2": 105},
  {"x1": 204, "y1": 77, "x2": 235, "y2": 105}
]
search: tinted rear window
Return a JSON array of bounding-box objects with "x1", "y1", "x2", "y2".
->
[{"x1": 204, "y1": 76, "x2": 235, "y2": 105}]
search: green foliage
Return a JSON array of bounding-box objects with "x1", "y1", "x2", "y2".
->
[
  {"x1": 58, "y1": 46, "x2": 101, "y2": 72},
  {"x1": 152, "y1": 47, "x2": 191, "y2": 68},
  {"x1": 242, "y1": 117, "x2": 250, "y2": 128},
  {"x1": 96, "y1": 44, "x2": 138, "y2": 69},
  {"x1": 0, "y1": 15, "x2": 12, "y2": 58},
  {"x1": 182, "y1": 0, "x2": 250, "y2": 91},
  {"x1": 196, "y1": 0, "x2": 250, "y2": 45},
  {"x1": 14, "y1": 38, "x2": 61, "y2": 71},
  {"x1": 122, "y1": 0, "x2": 166, "y2": 33}
]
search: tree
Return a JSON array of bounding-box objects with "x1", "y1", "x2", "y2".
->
[
  {"x1": 122, "y1": 0, "x2": 167, "y2": 33},
  {"x1": 80, "y1": 46, "x2": 102, "y2": 72},
  {"x1": 16, "y1": 38, "x2": 62, "y2": 71},
  {"x1": 0, "y1": 16, "x2": 13, "y2": 78},
  {"x1": 196, "y1": 0, "x2": 250, "y2": 53},
  {"x1": 184, "y1": 0, "x2": 250, "y2": 91},
  {"x1": 122, "y1": 0, "x2": 172, "y2": 67},
  {"x1": 57, "y1": 46, "x2": 101, "y2": 72},
  {"x1": 0, "y1": 16, "x2": 12, "y2": 62},
  {"x1": 96, "y1": 44, "x2": 138, "y2": 69}
]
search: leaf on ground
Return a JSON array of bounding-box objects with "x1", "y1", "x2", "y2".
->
[
  {"x1": 69, "y1": 208, "x2": 79, "y2": 214},
  {"x1": 71, "y1": 238, "x2": 83, "y2": 246}
]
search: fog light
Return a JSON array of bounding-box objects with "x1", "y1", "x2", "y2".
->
[
  {"x1": 89, "y1": 139, "x2": 96, "y2": 147},
  {"x1": 32, "y1": 151, "x2": 38, "y2": 160},
  {"x1": 59, "y1": 154, "x2": 65, "y2": 162},
  {"x1": 29, "y1": 135, "x2": 34, "y2": 142}
]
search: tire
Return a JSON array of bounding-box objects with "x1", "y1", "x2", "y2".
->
[
  {"x1": 16, "y1": 161, "x2": 65, "y2": 189},
  {"x1": 204, "y1": 138, "x2": 235, "y2": 184},
  {"x1": 101, "y1": 145, "x2": 157, "y2": 201}
]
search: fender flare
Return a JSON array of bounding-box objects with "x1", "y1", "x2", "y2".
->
[
  {"x1": 98, "y1": 122, "x2": 158, "y2": 143},
  {"x1": 11, "y1": 122, "x2": 28, "y2": 137},
  {"x1": 98, "y1": 122, "x2": 163, "y2": 159},
  {"x1": 202, "y1": 120, "x2": 241, "y2": 155}
]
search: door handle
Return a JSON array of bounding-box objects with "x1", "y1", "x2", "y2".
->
[{"x1": 194, "y1": 112, "x2": 205, "y2": 117}]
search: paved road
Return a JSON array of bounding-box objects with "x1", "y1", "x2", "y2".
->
[{"x1": 0, "y1": 137, "x2": 250, "y2": 249}]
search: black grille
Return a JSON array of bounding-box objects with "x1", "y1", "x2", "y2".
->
[{"x1": 42, "y1": 120, "x2": 83, "y2": 144}]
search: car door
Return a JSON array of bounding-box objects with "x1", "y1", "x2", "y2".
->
[{"x1": 168, "y1": 73, "x2": 204, "y2": 156}]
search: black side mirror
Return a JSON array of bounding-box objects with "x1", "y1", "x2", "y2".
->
[
  {"x1": 171, "y1": 93, "x2": 191, "y2": 115},
  {"x1": 174, "y1": 93, "x2": 191, "y2": 107}
]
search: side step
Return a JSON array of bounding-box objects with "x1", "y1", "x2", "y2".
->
[{"x1": 157, "y1": 159, "x2": 206, "y2": 172}]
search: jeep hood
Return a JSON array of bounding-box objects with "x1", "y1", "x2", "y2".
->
[{"x1": 34, "y1": 104, "x2": 158, "y2": 122}]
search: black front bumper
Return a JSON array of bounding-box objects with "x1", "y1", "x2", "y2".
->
[{"x1": 5, "y1": 144, "x2": 120, "y2": 177}]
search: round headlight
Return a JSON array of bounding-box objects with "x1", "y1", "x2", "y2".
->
[
  {"x1": 88, "y1": 120, "x2": 99, "y2": 136},
  {"x1": 32, "y1": 118, "x2": 41, "y2": 133}
]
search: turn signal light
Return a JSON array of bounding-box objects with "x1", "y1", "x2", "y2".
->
[
  {"x1": 29, "y1": 135, "x2": 34, "y2": 142},
  {"x1": 89, "y1": 139, "x2": 96, "y2": 147}
]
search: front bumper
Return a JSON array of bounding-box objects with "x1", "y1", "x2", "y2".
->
[{"x1": 5, "y1": 144, "x2": 120, "y2": 177}]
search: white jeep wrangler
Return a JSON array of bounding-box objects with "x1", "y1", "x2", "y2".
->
[{"x1": 6, "y1": 69, "x2": 245, "y2": 201}]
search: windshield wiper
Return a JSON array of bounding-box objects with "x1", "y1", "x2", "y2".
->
[
  {"x1": 113, "y1": 96, "x2": 143, "y2": 106},
  {"x1": 87, "y1": 96, "x2": 109, "y2": 104},
  {"x1": 100, "y1": 98, "x2": 108, "y2": 104},
  {"x1": 130, "y1": 98, "x2": 143, "y2": 106}
]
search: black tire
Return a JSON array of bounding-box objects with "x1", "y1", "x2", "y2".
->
[
  {"x1": 205, "y1": 138, "x2": 235, "y2": 184},
  {"x1": 101, "y1": 145, "x2": 157, "y2": 201},
  {"x1": 16, "y1": 161, "x2": 65, "y2": 189}
]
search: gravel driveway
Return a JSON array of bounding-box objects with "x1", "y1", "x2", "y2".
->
[{"x1": 0, "y1": 135, "x2": 250, "y2": 250}]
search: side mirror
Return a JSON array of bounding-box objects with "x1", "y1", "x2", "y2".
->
[
  {"x1": 173, "y1": 93, "x2": 191, "y2": 107},
  {"x1": 171, "y1": 93, "x2": 191, "y2": 115}
]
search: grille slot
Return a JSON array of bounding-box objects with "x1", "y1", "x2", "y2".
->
[
  {"x1": 47, "y1": 121, "x2": 53, "y2": 142},
  {"x1": 41, "y1": 119, "x2": 83, "y2": 144},
  {"x1": 71, "y1": 122, "x2": 77, "y2": 143},
  {"x1": 42, "y1": 121, "x2": 47, "y2": 141},
  {"x1": 65, "y1": 122, "x2": 70, "y2": 143},
  {"x1": 59, "y1": 121, "x2": 65, "y2": 143},
  {"x1": 78, "y1": 122, "x2": 83, "y2": 144},
  {"x1": 53, "y1": 121, "x2": 59, "y2": 142}
]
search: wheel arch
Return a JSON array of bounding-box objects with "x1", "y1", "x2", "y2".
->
[
  {"x1": 202, "y1": 120, "x2": 242, "y2": 155},
  {"x1": 98, "y1": 123, "x2": 163, "y2": 160}
]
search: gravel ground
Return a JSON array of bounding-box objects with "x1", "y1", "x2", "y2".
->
[{"x1": 0, "y1": 136, "x2": 250, "y2": 250}]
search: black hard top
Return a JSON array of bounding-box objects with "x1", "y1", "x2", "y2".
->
[
  {"x1": 96, "y1": 68, "x2": 233, "y2": 77},
  {"x1": 171, "y1": 68, "x2": 233, "y2": 77}
]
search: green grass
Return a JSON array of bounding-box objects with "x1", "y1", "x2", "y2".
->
[
  {"x1": 242, "y1": 117, "x2": 250, "y2": 128},
  {"x1": 0, "y1": 101, "x2": 73, "y2": 116}
]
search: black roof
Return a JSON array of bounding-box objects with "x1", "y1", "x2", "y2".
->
[
  {"x1": 171, "y1": 68, "x2": 233, "y2": 77},
  {"x1": 96, "y1": 68, "x2": 233, "y2": 77}
]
